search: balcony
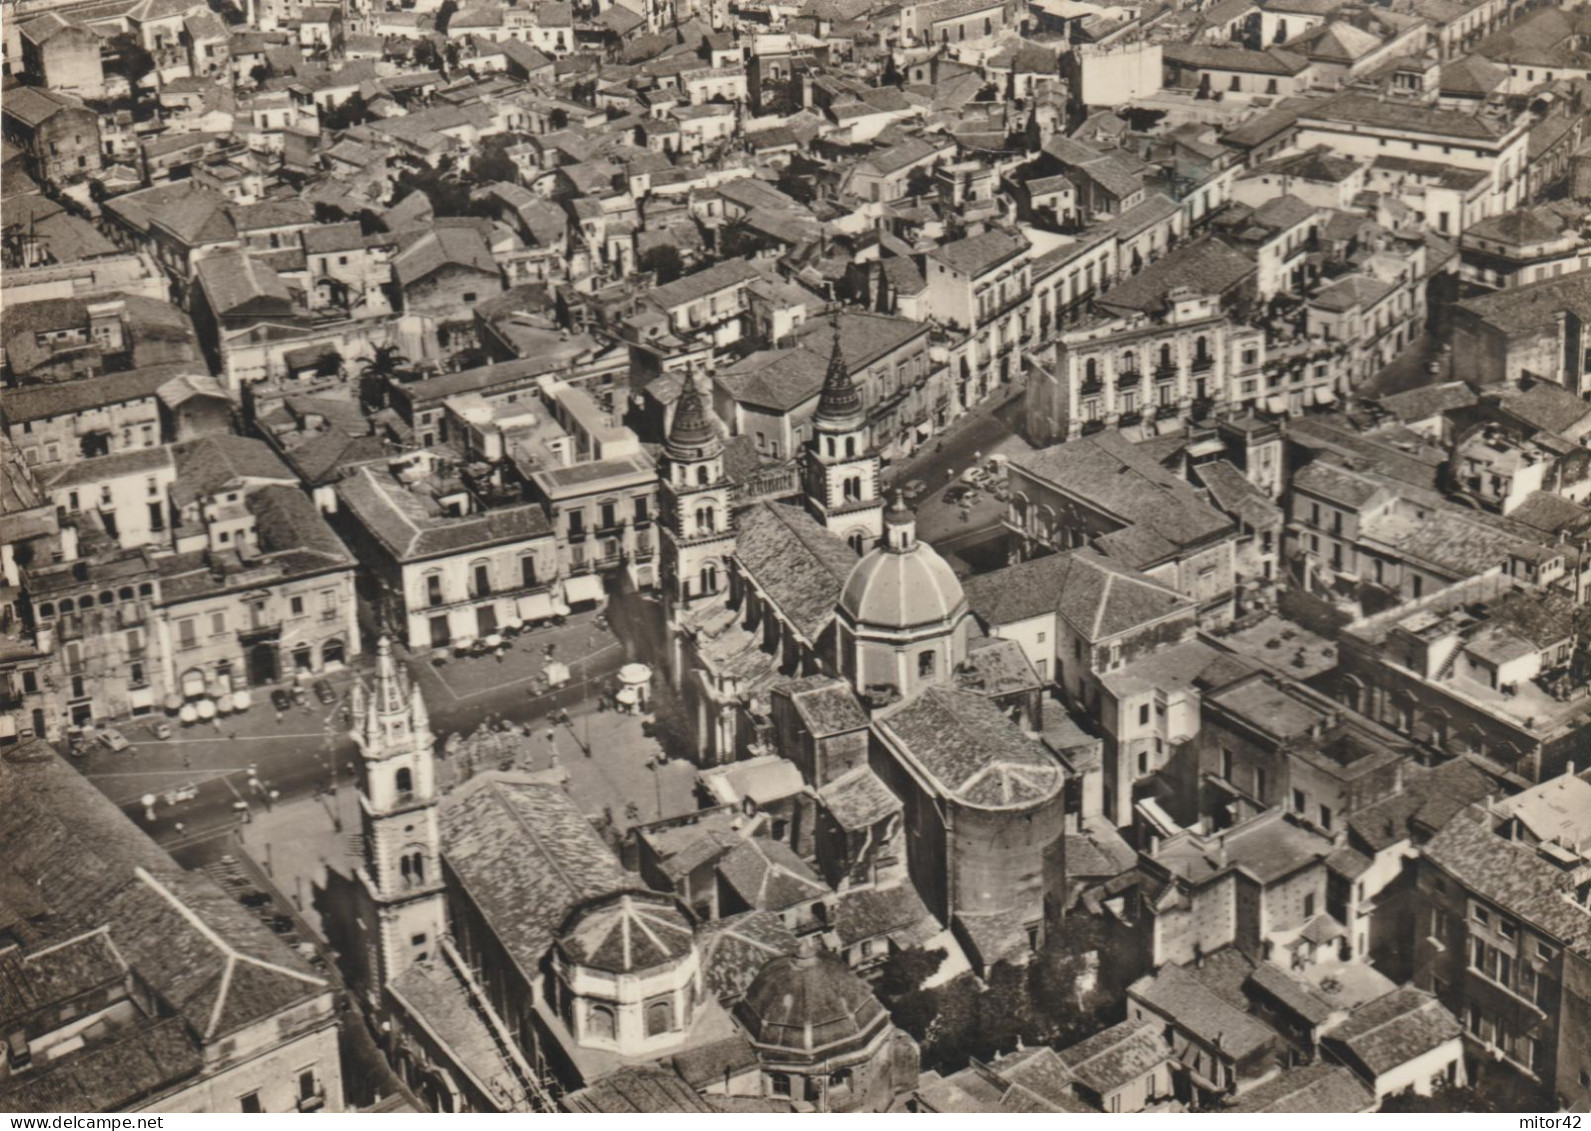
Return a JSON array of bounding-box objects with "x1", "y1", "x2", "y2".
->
[
  {"x1": 1118, "y1": 409, "x2": 1143, "y2": 427},
  {"x1": 1080, "y1": 375, "x2": 1104, "y2": 396},
  {"x1": 319, "y1": 608, "x2": 339, "y2": 623},
  {"x1": 1081, "y1": 419, "x2": 1107, "y2": 436},
  {"x1": 297, "y1": 1093, "x2": 325, "y2": 1113},
  {"x1": 1191, "y1": 355, "x2": 1214, "y2": 373},
  {"x1": 1116, "y1": 371, "x2": 1141, "y2": 389},
  {"x1": 1153, "y1": 363, "x2": 1179, "y2": 381},
  {"x1": 1155, "y1": 403, "x2": 1181, "y2": 421}
]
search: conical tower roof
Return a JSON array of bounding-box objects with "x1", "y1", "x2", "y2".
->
[
  {"x1": 814, "y1": 314, "x2": 864, "y2": 431},
  {"x1": 665, "y1": 374, "x2": 720, "y2": 460}
]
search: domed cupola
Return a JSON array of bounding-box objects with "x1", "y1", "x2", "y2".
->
[
  {"x1": 551, "y1": 891, "x2": 704, "y2": 1055},
  {"x1": 836, "y1": 494, "x2": 969, "y2": 699},
  {"x1": 734, "y1": 938, "x2": 908, "y2": 1110}
]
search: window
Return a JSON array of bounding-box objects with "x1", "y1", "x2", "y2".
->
[
  {"x1": 771, "y1": 1073, "x2": 791, "y2": 1097},
  {"x1": 240, "y1": 1093, "x2": 262, "y2": 1114},
  {"x1": 1319, "y1": 804, "x2": 1332, "y2": 830},
  {"x1": 1303, "y1": 892, "x2": 1316, "y2": 918},
  {"x1": 290, "y1": 595, "x2": 304, "y2": 616},
  {"x1": 587, "y1": 1002, "x2": 616, "y2": 1041},
  {"x1": 645, "y1": 997, "x2": 674, "y2": 1036},
  {"x1": 211, "y1": 611, "x2": 227, "y2": 635},
  {"x1": 462, "y1": 292, "x2": 477, "y2": 303},
  {"x1": 1292, "y1": 788, "x2": 1305, "y2": 813},
  {"x1": 1139, "y1": 704, "x2": 1150, "y2": 726},
  {"x1": 1473, "y1": 905, "x2": 1490, "y2": 927},
  {"x1": 396, "y1": 767, "x2": 413, "y2": 799},
  {"x1": 298, "y1": 1070, "x2": 318, "y2": 1102},
  {"x1": 918, "y1": 650, "x2": 935, "y2": 679}
]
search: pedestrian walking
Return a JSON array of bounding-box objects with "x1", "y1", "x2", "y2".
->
[
  {"x1": 183, "y1": 751, "x2": 193, "y2": 769},
  {"x1": 274, "y1": 707, "x2": 283, "y2": 725}
]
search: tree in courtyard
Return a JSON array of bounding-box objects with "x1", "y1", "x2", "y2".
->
[
  {"x1": 638, "y1": 243, "x2": 686, "y2": 285},
  {"x1": 359, "y1": 344, "x2": 413, "y2": 410}
]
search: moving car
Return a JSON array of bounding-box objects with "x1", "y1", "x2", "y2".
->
[
  {"x1": 313, "y1": 679, "x2": 337, "y2": 706},
  {"x1": 99, "y1": 727, "x2": 130, "y2": 753},
  {"x1": 271, "y1": 688, "x2": 293, "y2": 713}
]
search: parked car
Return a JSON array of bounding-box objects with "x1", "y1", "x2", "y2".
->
[
  {"x1": 290, "y1": 684, "x2": 309, "y2": 708},
  {"x1": 942, "y1": 484, "x2": 969, "y2": 505},
  {"x1": 963, "y1": 467, "x2": 990, "y2": 486},
  {"x1": 151, "y1": 720, "x2": 173, "y2": 740},
  {"x1": 99, "y1": 727, "x2": 130, "y2": 753},
  {"x1": 271, "y1": 688, "x2": 293, "y2": 713},
  {"x1": 313, "y1": 679, "x2": 337, "y2": 706}
]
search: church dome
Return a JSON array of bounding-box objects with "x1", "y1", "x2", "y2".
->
[
  {"x1": 556, "y1": 891, "x2": 696, "y2": 975},
  {"x1": 838, "y1": 497, "x2": 965, "y2": 632},
  {"x1": 735, "y1": 944, "x2": 889, "y2": 1061}
]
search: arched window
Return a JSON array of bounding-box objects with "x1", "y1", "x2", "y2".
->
[
  {"x1": 645, "y1": 997, "x2": 674, "y2": 1036},
  {"x1": 826, "y1": 437, "x2": 837, "y2": 457},
  {"x1": 587, "y1": 1003, "x2": 616, "y2": 1041},
  {"x1": 1195, "y1": 336, "x2": 1210, "y2": 364},
  {"x1": 983, "y1": 15, "x2": 991, "y2": 34},
  {"x1": 99, "y1": 591, "x2": 114, "y2": 606},
  {"x1": 118, "y1": 586, "x2": 134, "y2": 601},
  {"x1": 59, "y1": 598, "x2": 74, "y2": 615},
  {"x1": 700, "y1": 563, "x2": 719, "y2": 595},
  {"x1": 696, "y1": 465, "x2": 710, "y2": 486},
  {"x1": 38, "y1": 602, "x2": 55, "y2": 619},
  {"x1": 848, "y1": 532, "x2": 865, "y2": 554},
  {"x1": 843, "y1": 476, "x2": 861, "y2": 502},
  {"x1": 844, "y1": 436, "x2": 856, "y2": 457},
  {"x1": 918, "y1": 650, "x2": 936, "y2": 679},
  {"x1": 322, "y1": 639, "x2": 345, "y2": 666},
  {"x1": 1084, "y1": 358, "x2": 1098, "y2": 383},
  {"x1": 1120, "y1": 350, "x2": 1138, "y2": 374},
  {"x1": 139, "y1": 582, "x2": 153, "y2": 597},
  {"x1": 696, "y1": 505, "x2": 716, "y2": 533},
  {"x1": 1159, "y1": 343, "x2": 1173, "y2": 370},
  {"x1": 396, "y1": 767, "x2": 413, "y2": 798}
]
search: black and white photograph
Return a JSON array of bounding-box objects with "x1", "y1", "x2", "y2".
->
[{"x1": 1, "y1": 0, "x2": 1590, "y2": 1111}]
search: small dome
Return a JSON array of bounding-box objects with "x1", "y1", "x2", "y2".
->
[
  {"x1": 556, "y1": 891, "x2": 696, "y2": 975},
  {"x1": 839, "y1": 540, "x2": 966, "y2": 631},
  {"x1": 736, "y1": 945, "x2": 889, "y2": 1060}
]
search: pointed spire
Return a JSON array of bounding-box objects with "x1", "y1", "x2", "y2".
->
[
  {"x1": 815, "y1": 310, "x2": 863, "y2": 430},
  {"x1": 665, "y1": 373, "x2": 719, "y2": 460},
  {"x1": 410, "y1": 681, "x2": 429, "y2": 736},
  {"x1": 373, "y1": 635, "x2": 404, "y2": 716}
]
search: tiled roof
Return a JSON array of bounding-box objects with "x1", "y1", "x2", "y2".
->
[
  {"x1": 697, "y1": 910, "x2": 800, "y2": 1003},
  {"x1": 1226, "y1": 1064, "x2": 1373, "y2": 1112},
  {"x1": 1010, "y1": 431, "x2": 1235, "y2": 561},
  {"x1": 1162, "y1": 43, "x2": 1311, "y2": 75},
  {"x1": 963, "y1": 549, "x2": 1192, "y2": 642},
  {"x1": 440, "y1": 775, "x2": 631, "y2": 976},
  {"x1": 878, "y1": 686, "x2": 1064, "y2": 809},
  {"x1": 336, "y1": 465, "x2": 552, "y2": 562},
  {"x1": 562, "y1": 1065, "x2": 716, "y2": 1113},
  {"x1": 1129, "y1": 960, "x2": 1278, "y2": 1058},
  {"x1": 1422, "y1": 811, "x2": 1591, "y2": 956},
  {"x1": 733, "y1": 500, "x2": 857, "y2": 641},
  {"x1": 927, "y1": 228, "x2": 1029, "y2": 277},
  {"x1": 1325, "y1": 986, "x2": 1461, "y2": 1077},
  {"x1": 1094, "y1": 237, "x2": 1255, "y2": 314},
  {"x1": 0, "y1": 362, "x2": 203, "y2": 425},
  {"x1": 1056, "y1": 1019, "x2": 1169, "y2": 1096}
]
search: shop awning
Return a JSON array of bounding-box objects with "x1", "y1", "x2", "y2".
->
[
  {"x1": 1313, "y1": 385, "x2": 1337, "y2": 404},
  {"x1": 563, "y1": 575, "x2": 605, "y2": 606},
  {"x1": 128, "y1": 686, "x2": 154, "y2": 709},
  {"x1": 1265, "y1": 395, "x2": 1289, "y2": 415},
  {"x1": 517, "y1": 592, "x2": 556, "y2": 621},
  {"x1": 181, "y1": 671, "x2": 206, "y2": 698}
]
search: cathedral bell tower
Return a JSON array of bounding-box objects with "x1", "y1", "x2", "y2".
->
[
  {"x1": 351, "y1": 636, "x2": 447, "y2": 1001},
  {"x1": 802, "y1": 316, "x2": 884, "y2": 554},
  {"x1": 659, "y1": 374, "x2": 737, "y2": 615}
]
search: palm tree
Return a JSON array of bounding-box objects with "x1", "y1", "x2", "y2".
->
[{"x1": 359, "y1": 344, "x2": 412, "y2": 411}]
